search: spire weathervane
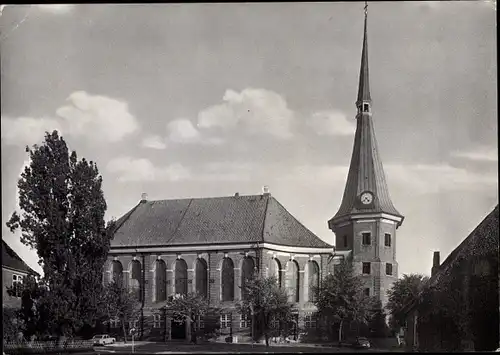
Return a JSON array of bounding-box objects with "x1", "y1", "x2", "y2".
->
[{"x1": 364, "y1": 1, "x2": 368, "y2": 16}]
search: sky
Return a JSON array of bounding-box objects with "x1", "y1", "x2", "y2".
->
[{"x1": 1, "y1": 2, "x2": 497, "y2": 277}]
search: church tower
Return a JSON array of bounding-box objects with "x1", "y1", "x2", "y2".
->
[{"x1": 328, "y1": 4, "x2": 404, "y2": 308}]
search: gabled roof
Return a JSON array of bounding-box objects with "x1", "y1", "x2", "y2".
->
[
  {"x1": 2, "y1": 240, "x2": 39, "y2": 276},
  {"x1": 401, "y1": 204, "x2": 499, "y2": 315},
  {"x1": 111, "y1": 194, "x2": 333, "y2": 249}
]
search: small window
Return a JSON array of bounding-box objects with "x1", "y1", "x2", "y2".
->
[
  {"x1": 362, "y1": 233, "x2": 371, "y2": 245},
  {"x1": 153, "y1": 314, "x2": 161, "y2": 328},
  {"x1": 364, "y1": 288, "x2": 370, "y2": 296},
  {"x1": 304, "y1": 313, "x2": 317, "y2": 328},
  {"x1": 363, "y1": 103, "x2": 369, "y2": 112},
  {"x1": 362, "y1": 262, "x2": 371, "y2": 275},
  {"x1": 220, "y1": 313, "x2": 231, "y2": 329},
  {"x1": 343, "y1": 235, "x2": 348, "y2": 248},
  {"x1": 12, "y1": 274, "x2": 24, "y2": 297},
  {"x1": 385, "y1": 233, "x2": 391, "y2": 247},
  {"x1": 195, "y1": 315, "x2": 205, "y2": 331},
  {"x1": 386, "y1": 263, "x2": 393, "y2": 276}
]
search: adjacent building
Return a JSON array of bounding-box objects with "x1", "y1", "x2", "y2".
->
[
  {"x1": 2, "y1": 240, "x2": 40, "y2": 308},
  {"x1": 402, "y1": 205, "x2": 499, "y2": 352}
]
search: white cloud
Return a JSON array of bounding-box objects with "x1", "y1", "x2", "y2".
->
[
  {"x1": 107, "y1": 157, "x2": 191, "y2": 182},
  {"x1": 107, "y1": 157, "x2": 252, "y2": 183},
  {"x1": 166, "y1": 118, "x2": 224, "y2": 145},
  {"x1": 451, "y1": 147, "x2": 498, "y2": 162},
  {"x1": 197, "y1": 88, "x2": 294, "y2": 139},
  {"x1": 1, "y1": 116, "x2": 62, "y2": 146},
  {"x1": 56, "y1": 91, "x2": 139, "y2": 142},
  {"x1": 307, "y1": 110, "x2": 355, "y2": 136},
  {"x1": 142, "y1": 135, "x2": 167, "y2": 150},
  {"x1": 36, "y1": 5, "x2": 74, "y2": 14}
]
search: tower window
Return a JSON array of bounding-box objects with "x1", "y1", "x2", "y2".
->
[
  {"x1": 362, "y1": 262, "x2": 371, "y2": 275},
  {"x1": 343, "y1": 235, "x2": 348, "y2": 248},
  {"x1": 362, "y1": 233, "x2": 371, "y2": 245},
  {"x1": 386, "y1": 263, "x2": 393, "y2": 276},
  {"x1": 385, "y1": 233, "x2": 391, "y2": 247},
  {"x1": 364, "y1": 288, "x2": 370, "y2": 297},
  {"x1": 363, "y1": 103, "x2": 369, "y2": 112}
]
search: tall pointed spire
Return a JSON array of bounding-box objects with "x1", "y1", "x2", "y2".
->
[
  {"x1": 356, "y1": 1, "x2": 371, "y2": 109},
  {"x1": 329, "y1": 3, "x2": 403, "y2": 228}
]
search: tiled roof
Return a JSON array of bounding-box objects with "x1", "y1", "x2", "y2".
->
[
  {"x1": 2, "y1": 240, "x2": 39, "y2": 276},
  {"x1": 111, "y1": 194, "x2": 333, "y2": 249}
]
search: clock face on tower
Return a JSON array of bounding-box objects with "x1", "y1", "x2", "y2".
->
[{"x1": 360, "y1": 191, "x2": 374, "y2": 205}]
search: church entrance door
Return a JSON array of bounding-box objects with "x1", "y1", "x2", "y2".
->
[{"x1": 171, "y1": 319, "x2": 186, "y2": 340}]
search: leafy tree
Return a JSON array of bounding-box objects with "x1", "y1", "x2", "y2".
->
[
  {"x1": 386, "y1": 273, "x2": 428, "y2": 331},
  {"x1": 237, "y1": 275, "x2": 295, "y2": 347},
  {"x1": 163, "y1": 292, "x2": 221, "y2": 344},
  {"x1": 314, "y1": 261, "x2": 373, "y2": 344},
  {"x1": 367, "y1": 300, "x2": 389, "y2": 338},
  {"x1": 3, "y1": 307, "x2": 24, "y2": 342},
  {"x1": 103, "y1": 279, "x2": 141, "y2": 343},
  {"x1": 6, "y1": 131, "x2": 114, "y2": 338}
]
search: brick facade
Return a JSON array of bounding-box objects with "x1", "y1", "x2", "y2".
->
[{"x1": 104, "y1": 246, "x2": 332, "y2": 341}]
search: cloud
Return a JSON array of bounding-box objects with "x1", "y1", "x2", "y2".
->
[
  {"x1": 451, "y1": 147, "x2": 498, "y2": 162},
  {"x1": 197, "y1": 88, "x2": 294, "y2": 139},
  {"x1": 56, "y1": 91, "x2": 139, "y2": 143},
  {"x1": 142, "y1": 135, "x2": 167, "y2": 150},
  {"x1": 1, "y1": 116, "x2": 62, "y2": 146},
  {"x1": 307, "y1": 110, "x2": 355, "y2": 136},
  {"x1": 107, "y1": 157, "x2": 191, "y2": 182},
  {"x1": 166, "y1": 118, "x2": 224, "y2": 145},
  {"x1": 107, "y1": 157, "x2": 252, "y2": 183},
  {"x1": 36, "y1": 5, "x2": 74, "y2": 14}
]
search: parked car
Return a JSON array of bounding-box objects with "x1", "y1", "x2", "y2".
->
[
  {"x1": 352, "y1": 337, "x2": 371, "y2": 349},
  {"x1": 92, "y1": 334, "x2": 115, "y2": 346}
]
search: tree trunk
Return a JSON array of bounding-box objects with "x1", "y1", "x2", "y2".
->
[
  {"x1": 338, "y1": 319, "x2": 344, "y2": 346},
  {"x1": 191, "y1": 313, "x2": 197, "y2": 344},
  {"x1": 122, "y1": 320, "x2": 127, "y2": 343}
]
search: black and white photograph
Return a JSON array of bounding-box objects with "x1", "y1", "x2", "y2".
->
[{"x1": 1, "y1": 2, "x2": 497, "y2": 354}]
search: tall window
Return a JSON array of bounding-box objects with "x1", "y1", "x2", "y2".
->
[
  {"x1": 285, "y1": 260, "x2": 299, "y2": 303},
  {"x1": 153, "y1": 314, "x2": 162, "y2": 328},
  {"x1": 362, "y1": 262, "x2": 371, "y2": 275},
  {"x1": 195, "y1": 258, "x2": 208, "y2": 299},
  {"x1": 155, "y1": 259, "x2": 167, "y2": 302},
  {"x1": 386, "y1": 263, "x2": 393, "y2": 276},
  {"x1": 112, "y1": 260, "x2": 123, "y2": 285},
  {"x1": 195, "y1": 315, "x2": 205, "y2": 331},
  {"x1": 220, "y1": 313, "x2": 231, "y2": 329},
  {"x1": 307, "y1": 261, "x2": 320, "y2": 302},
  {"x1": 304, "y1": 313, "x2": 317, "y2": 329},
  {"x1": 130, "y1": 260, "x2": 142, "y2": 301},
  {"x1": 221, "y1": 258, "x2": 234, "y2": 301},
  {"x1": 240, "y1": 312, "x2": 251, "y2": 328},
  {"x1": 385, "y1": 233, "x2": 392, "y2": 247},
  {"x1": 268, "y1": 258, "x2": 281, "y2": 287},
  {"x1": 175, "y1": 259, "x2": 188, "y2": 296},
  {"x1": 12, "y1": 274, "x2": 23, "y2": 297},
  {"x1": 362, "y1": 233, "x2": 371, "y2": 245},
  {"x1": 241, "y1": 257, "x2": 255, "y2": 301}
]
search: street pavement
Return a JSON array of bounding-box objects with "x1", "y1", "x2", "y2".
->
[{"x1": 92, "y1": 341, "x2": 401, "y2": 354}]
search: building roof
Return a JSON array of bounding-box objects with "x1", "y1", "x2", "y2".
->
[
  {"x1": 330, "y1": 6, "x2": 402, "y2": 225},
  {"x1": 2, "y1": 240, "x2": 39, "y2": 276},
  {"x1": 110, "y1": 194, "x2": 333, "y2": 249},
  {"x1": 401, "y1": 204, "x2": 499, "y2": 315}
]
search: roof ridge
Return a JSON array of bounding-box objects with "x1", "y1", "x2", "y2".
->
[
  {"x1": 112, "y1": 202, "x2": 142, "y2": 234},
  {"x1": 2, "y1": 240, "x2": 39, "y2": 276}
]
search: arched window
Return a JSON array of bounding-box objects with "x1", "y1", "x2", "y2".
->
[
  {"x1": 307, "y1": 261, "x2": 320, "y2": 302},
  {"x1": 285, "y1": 260, "x2": 299, "y2": 303},
  {"x1": 221, "y1": 258, "x2": 234, "y2": 301},
  {"x1": 155, "y1": 259, "x2": 167, "y2": 302},
  {"x1": 175, "y1": 259, "x2": 188, "y2": 296},
  {"x1": 112, "y1": 260, "x2": 123, "y2": 285},
  {"x1": 130, "y1": 260, "x2": 142, "y2": 301},
  {"x1": 195, "y1": 258, "x2": 208, "y2": 299},
  {"x1": 268, "y1": 258, "x2": 281, "y2": 287},
  {"x1": 241, "y1": 257, "x2": 255, "y2": 300}
]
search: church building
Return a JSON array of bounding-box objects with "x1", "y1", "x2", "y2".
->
[{"x1": 104, "y1": 5, "x2": 403, "y2": 341}]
